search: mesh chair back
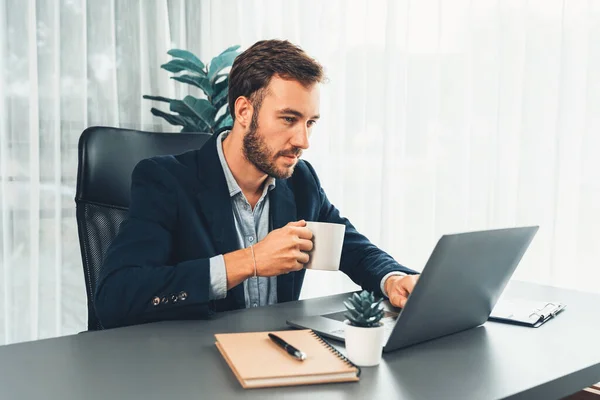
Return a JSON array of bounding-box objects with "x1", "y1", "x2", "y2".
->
[{"x1": 75, "y1": 126, "x2": 212, "y2": 330}]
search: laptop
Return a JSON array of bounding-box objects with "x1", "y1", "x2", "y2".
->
[{"x1": 287, "y1": 226, "x2": 539, "y2": 352}]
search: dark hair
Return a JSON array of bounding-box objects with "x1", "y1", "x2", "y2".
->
[{"x1": 227, "y1": 40, "x2": 325, "y2": 120}]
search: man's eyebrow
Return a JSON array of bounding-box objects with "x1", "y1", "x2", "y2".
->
[{"x1": 277, "y1": 108, "x2": 320, "y2": 119}]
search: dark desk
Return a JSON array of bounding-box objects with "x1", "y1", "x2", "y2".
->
[{"x1": 1, "y1": 281, "x2": 599, "y2": 399}]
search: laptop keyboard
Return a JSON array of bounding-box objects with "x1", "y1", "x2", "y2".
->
[{"x1": 382, "y1": 316, "x2": 397, "y2": 338}]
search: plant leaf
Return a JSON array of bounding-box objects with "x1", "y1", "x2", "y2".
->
[
  {"x1": 208, "y1": 48, "x2": 239, "y2": 84},
  {"x1": 371, "y1": 299, "x2": 383, "y2": 312},
  {"x1": 214, "y1": 93, "x2": 229, "y2": 112},
  {"x1": 150, "y1": 107, "x2": 188, "y2": 127},
  {"x1": 143, "y1": 95, "x2": 175, "y2": 103},
  {"x1": 169, "y1": 100, "x2": 200, "y2": 121},
  {"x1": 182, "y1": 95, "x2": 217, "y2": 128},
  {"x1": 171, "y1": 75, "x2": 212, "y2": 97},
  {"x1": 180, "y1": 121, "x2": 209, "y2": 133},
  {"x1": 215, "y1": 113, "x2": 233, "y2": 130},
  {"x1": 161, "y1": 59, "x2": 206, "y2": 75},
  {"x1": 346, "y1": 314, "x2": 364, "y2": 327},
  {"x1": 168, "y1": 99, "x2": 190, "y2": 115},
  {"x1": 213, "y1": 82, "x2": 229, "y2": 108},
  {"x1": 213, "y1": 75, "x2": 229, "y2": 106},
  {"x1": 180, "y1": 119, "x2": 210, "y2": 132},
  {"x1": 213, "y1": 76, "x2": 228, "y2": 96},
  {"x1": 218, "y1": 45, "x2": 241, "y2": 56},
  {"x1": 169, "y1": 100, "x2": 211, "y2": 131},
  {"x1": 345, "y1": 307, "x2": 361, "y2": 320},
  {"x1": 362, "y1": 299, "x2": 371, "y2": 311},
  {"x1": 213, "y1": 73, "x2": 228, "y2": 85},
  {"x1": 167, "y1": 48, "x2": 205, "y2": 71}
]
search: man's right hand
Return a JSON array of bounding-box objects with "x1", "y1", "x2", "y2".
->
[{"x1": 253, "y1": 220, "x2": 314, "y2": 276}]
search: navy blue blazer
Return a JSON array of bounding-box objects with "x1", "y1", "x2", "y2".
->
[{"x1": 94, "y1": 134, "x2": 415, "y2": 328}]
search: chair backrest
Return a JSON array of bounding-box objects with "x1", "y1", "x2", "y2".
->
[{"x1": 75, "y1": 126, "x2": 213, "y2": 330}]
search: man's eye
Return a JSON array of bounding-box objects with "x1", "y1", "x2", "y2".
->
[
  {"x1": 307, "y1": 120, "x2": 317, "y2": 127},
  {"x1": 284, "y1": 117, "x2": 295, "y2": 123}
]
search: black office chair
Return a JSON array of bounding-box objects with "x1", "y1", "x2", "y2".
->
[{"x1": 75, "y1": 126, "x2": 214, "y2": 330}]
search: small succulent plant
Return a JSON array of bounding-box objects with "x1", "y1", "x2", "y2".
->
[{"x1": 344, "y1": 290, "x2": 384, "y2": 328}]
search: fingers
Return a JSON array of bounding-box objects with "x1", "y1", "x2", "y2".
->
[
  {"x1": 390, "y1": 293, "x2": 408, "y2": 308},
  {"x1": 286, "y1": 221, "x2": 313, "y2": 240},
  {"x1": 296, "y1": 250, "x2": 310, "y2": 264},
  {"x1": 401, "y1": 274, "x2": 420, "y2": 293},
  {"x1": 388, "y1": 276, "x2": 418, "y2": 308},
  {"x1": 297, "y1": 238, "x2": 314, "y2": 252},
  {"x1": 291, "y1": 226, "x2": 313, "y2": 240},
  {"x1": 389, "y1": 293, "x2": 402, "y2": 308},
  {"x1": 287, "y1": 220, "x2": 307, "y2": 227}
]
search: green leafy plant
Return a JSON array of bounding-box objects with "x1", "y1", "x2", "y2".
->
[
  {"x1": 344, "y1": 290, "x2": 385, "y2": 328},
  {"x1": 143, "y1": 45, "x2": 241, "y2": 133}
]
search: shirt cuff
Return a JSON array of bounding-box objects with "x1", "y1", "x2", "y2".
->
[
  {"x1": 209, "y1": 255, "x2": 228, "y2": 300},
  {"x1": 380, "y1": 271, "x2": 407, "y2": 298}
]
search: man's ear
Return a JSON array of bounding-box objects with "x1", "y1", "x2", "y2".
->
[{"x1": 234, "y1": 96, "x2": 254, "y2": 129}]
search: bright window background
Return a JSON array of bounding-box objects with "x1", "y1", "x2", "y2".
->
[{"x1": 1, "y1": 0, "x2": 599, "y2": 345}]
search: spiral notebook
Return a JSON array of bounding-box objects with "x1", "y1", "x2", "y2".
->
[{"x1": 214, "y1": 329, "x2": 360, "y2": 389}]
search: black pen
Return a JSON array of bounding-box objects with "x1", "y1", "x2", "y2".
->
[{"x1": 268, "y1": 333, "x2": 306, "y2": 361}]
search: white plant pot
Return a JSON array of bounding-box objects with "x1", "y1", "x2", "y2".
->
[{"x1": 344, "y1": 320, "x2": 385, "y2": 367}]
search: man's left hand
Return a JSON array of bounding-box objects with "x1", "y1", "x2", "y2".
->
[{"x1": 384, "y1": 274, "x2": 420, "y2": 308}]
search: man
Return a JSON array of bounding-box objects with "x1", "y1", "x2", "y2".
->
[{"x1": 95, "y1": 40, "x2": 419, "y2": 329}]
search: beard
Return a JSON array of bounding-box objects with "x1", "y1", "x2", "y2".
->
[{"x1": 242, "y1": 112, "x2": 302, "y2": 180}]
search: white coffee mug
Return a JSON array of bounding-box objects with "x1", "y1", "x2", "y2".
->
[{"x1": 304, "y1": 221, "x2": 345, "y2": 271}]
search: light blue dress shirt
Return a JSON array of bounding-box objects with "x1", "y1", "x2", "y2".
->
[
  {"x1": 208, "y1": 131, "x2": 404, "y2": 307},
  {"x1": 208, "y1": 131, "x2": 277, "y2": 308}
]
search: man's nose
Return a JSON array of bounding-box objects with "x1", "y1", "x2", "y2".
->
[{"x1": 291, "y1": 124, "x2": 310, "y2": 150}]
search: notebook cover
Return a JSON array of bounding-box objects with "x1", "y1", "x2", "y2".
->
[{"x1": 215, "y1": 329, "x2": 359, "y2": 389}]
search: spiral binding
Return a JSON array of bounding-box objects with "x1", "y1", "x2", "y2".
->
[{"x1": 309, "y1": 330, "x2": 362, "y2": 377}]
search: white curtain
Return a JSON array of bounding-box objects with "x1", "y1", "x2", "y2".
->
[{"x1": 1, "y1": 0, "x2": 599, "y2": 345}]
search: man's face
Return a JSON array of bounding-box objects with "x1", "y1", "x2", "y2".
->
[{"x1": 242, "y1": 76, "x2": 320, "y2": 179}]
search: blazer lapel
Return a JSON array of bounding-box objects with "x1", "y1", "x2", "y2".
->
[
  {"x1": 194, "y1": 136, "x2": 302, "y2": 307},
  {"x1": 270, "y1": 180, "x2": 299, "y2": 303},
  {"x1": 195, "y1": 135, "x2": 245, "y2": 308}
]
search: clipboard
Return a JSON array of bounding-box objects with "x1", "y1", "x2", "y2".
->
[{"x1": 489, "y1": 299, "x2": 566, "y2": 328}]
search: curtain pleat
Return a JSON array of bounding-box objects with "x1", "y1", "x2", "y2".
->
[{"x1": 0, "y1": 0, "x2": 599, "y2": 344}]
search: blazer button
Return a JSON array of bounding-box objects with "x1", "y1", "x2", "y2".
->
[
  {"x1": 151, "y1": 296, "x2": 160, "y2": 306},
  {"x1": 178, "y1": 291, "x2": 188, "y2": 301},
  {"x1": 170, "y1": 294, "x2": 178, "y2": 303},
  {"x1": 161, "y1": 296, "x2": 169, "y2": 304}
]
